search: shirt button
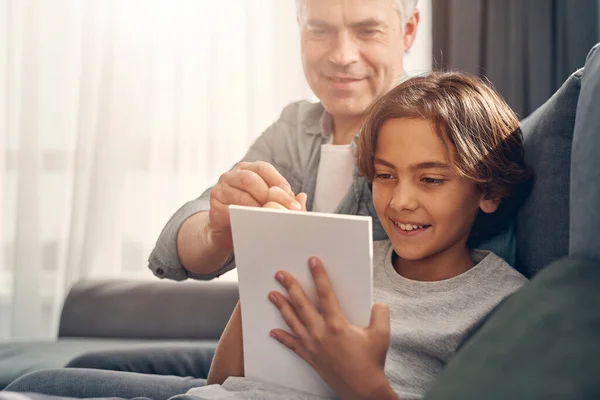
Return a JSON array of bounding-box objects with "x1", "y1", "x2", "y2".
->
[{"x1": 156, "y1": 267, "x2": 165, "y2": 276}]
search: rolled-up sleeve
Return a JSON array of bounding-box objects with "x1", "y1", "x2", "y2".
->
[
  {"x1": 148, "y1": 101, "x2": 314, "y2": 281},
  {"x1": 148, "y1": 187, "x2": 238, "y2": 281}
]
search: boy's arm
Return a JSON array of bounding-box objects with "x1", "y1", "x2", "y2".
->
[{"x1": 206, "y1": 301, "x2": 244, "y2": 384}]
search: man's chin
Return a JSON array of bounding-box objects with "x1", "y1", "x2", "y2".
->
[{"x1": 321, "y1": 100, "x2": 371, "y2": 119}]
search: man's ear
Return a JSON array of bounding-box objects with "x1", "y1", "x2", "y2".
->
[
  {"x1": 479, "y1": 196, "x2": 501, "y2": 214},
  {"x1": 403, "y1": 10, "x2": 420, "y2": 51}
]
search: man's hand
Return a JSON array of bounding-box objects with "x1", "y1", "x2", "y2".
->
[
  {"x1": 263, "y1": 187, "x2": 308, "y2": 211},
  {"x1": 207, "y1": 161, "x2": 300, "y2": 250},
  {"x1": 268, "y1": 258, "x2": 395, "y2": 400}
]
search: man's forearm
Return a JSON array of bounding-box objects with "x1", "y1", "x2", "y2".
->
[
  {"x1": 176, "y1": 211, "x2": 232, "y2": 276},
  {"x1": 207, "y1": 301, "x2": 244, "y2": 384}
]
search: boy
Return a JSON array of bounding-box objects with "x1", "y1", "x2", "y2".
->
[{"x1": 193, "y1": 72, "x2": 533, "y2": 400}]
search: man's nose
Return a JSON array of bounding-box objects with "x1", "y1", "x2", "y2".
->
[{"x1": 328, "y1": 31, "x2": 359, "y2": 67}]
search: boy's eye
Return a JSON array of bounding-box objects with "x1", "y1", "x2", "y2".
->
[
  {"x1": 374, "y1": 173, "x2": 395, "y2": 180},
  {"x1": 421, "y1": 177, "x2": 445, "y2": 185}
]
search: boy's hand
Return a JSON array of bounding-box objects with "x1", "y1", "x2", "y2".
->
[
  {"x1": 263, "y1": 187, "x2": 307, "y2": 211},
  {"x1": 268, "y1": 258, "x2": 394, "y2": 400}
]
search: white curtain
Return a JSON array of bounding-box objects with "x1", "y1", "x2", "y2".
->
[{"x1": 0, "y1": 0, "x2": 431, "y2": 340}]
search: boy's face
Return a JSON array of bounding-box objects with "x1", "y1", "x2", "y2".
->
[{"x1": 372, "y1": 118, "x2": 499, "y2": 268}]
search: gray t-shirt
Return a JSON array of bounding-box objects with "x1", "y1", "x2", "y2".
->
[{"x1": 185, "y1": 240, "x2": 527, "y2": 400}]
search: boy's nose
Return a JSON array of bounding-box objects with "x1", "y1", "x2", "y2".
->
[{"x1": 390, "y1": 184, "x2": 419, "y2": 211}]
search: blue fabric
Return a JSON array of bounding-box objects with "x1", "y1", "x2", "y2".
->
[
  {"x1": 4, "y1": 369, "x2": 205, "y2": 400},
  {"x1": 66, "y1": 346, "x2": 215, "y2": 379},
  {"x1": 0, "y1": 393, "x2": 146, "y2": 400}
]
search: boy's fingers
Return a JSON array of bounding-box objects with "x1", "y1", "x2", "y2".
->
[
  {"x1": 369, "y1": 303, "x2": 391, "y2": 339},
  {"x1": 309, "y1": 257, "x2": 342, "y2": 318},
  {"x1": 269, "y1": 291, "x2": 310, "y2": 341},
  {"x1": 275, "y1": 271, "x2": 321, "y2": 328},
  {"x1": 270, "y1": 329, "x2": 312, "y2": 364}
]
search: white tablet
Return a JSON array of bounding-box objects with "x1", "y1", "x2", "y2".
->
[{"x1": 229, "y1": 205, "x2": 373, "y2": 397}]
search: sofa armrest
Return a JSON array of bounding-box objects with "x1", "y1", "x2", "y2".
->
[{"x1": 58, "y1": 279, "x2": 239, "y2": 340}]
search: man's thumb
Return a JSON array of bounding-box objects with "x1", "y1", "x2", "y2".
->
[{"x1": 296, "y1": 192, "x2": 308, "y2": 211}]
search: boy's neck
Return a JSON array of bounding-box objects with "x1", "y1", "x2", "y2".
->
[{"x1": 393, "y1": 243, "x2": 476, "y2": 282}]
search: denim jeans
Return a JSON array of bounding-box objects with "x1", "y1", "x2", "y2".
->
[{"x1": 4, "y1": 369, "x2": 205, "y2": 400}]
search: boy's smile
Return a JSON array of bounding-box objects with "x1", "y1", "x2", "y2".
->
[{"x1": 372, "y1": 117, "x2": 499, "y2": 281}]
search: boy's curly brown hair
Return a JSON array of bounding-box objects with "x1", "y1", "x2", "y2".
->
[{"x1": 357, "y1": 71, "x2": 534, "y2": 245}]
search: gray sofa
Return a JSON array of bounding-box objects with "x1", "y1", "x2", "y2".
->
[{"x1": 0, "y1": 279, "x2": 238, "y2": 389}]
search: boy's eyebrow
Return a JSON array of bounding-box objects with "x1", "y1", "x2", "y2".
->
[
  {"x1": 412, "y1": 161, "x2": 451, "y2": 170},
  {"x1": 374, "y1": 158, "x2": 451, "y2": 170},
  {"x1": 374, "y1": 158, "x2": 396, "y2": 169}
]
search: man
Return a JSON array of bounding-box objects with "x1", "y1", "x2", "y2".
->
[
  {"x1": 5, "y1": 1, "x2": 424, "y2": 399},
  {"x1": 149, "y1": 0, "x2": 421, "y2": 282}
]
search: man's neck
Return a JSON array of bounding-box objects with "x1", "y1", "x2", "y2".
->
[{"x1": 331, "y1": 115, "x2": 365, "y2": 145}]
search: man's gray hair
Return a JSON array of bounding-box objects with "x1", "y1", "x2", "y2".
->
[{"x1": 295, "y1": 0, "x2": 418, "y2": 24}]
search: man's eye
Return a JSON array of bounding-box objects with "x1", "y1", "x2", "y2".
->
[
  {"x1": 309, "y1": 28, "x2": 327, "y2": 36},
  {"x1": 360, "y1": 29, "x2": 379, "y2": 37}
]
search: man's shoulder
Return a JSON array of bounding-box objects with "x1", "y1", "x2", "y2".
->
[{"x1": 276, "y1": 100, "x2": 325, "y2": 131}]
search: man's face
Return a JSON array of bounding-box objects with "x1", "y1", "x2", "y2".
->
[{"x1": 299, "y1": 0, "x2": 418, "y2": 120}]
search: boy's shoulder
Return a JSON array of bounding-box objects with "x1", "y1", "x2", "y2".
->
[{"x1": 471, "y1": 249, "x2": 528, "y2": 295}]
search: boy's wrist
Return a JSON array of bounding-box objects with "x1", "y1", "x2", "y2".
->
[
  {"x1": 367, "y1": 379, "x2": 400, "y2": 400},
  {"x1": 346, "y1": 371, "x2": 399, "y2": 400}
]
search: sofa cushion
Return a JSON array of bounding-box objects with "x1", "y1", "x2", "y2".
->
[
  {"x1": 516, "y1": 69, "x2": 582, "y2": 277},
  {"x1": 0, "y1": 339, "x2": 215, "y2": 390},
  {"x1": 423, "y1": 255, "x2": 600, "y2": 399}
]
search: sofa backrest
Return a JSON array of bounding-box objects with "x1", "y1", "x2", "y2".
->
[
  {"x1": 569, "y1": 43, "x2": 600, "y2": 261},
  {"x1": 516, "y1": 69, "x2": 582, "y2": 277},
  {"x1": 516, "y1": 43, "x2": 600, "y2": 277},
  {"x1": 58, "y1": 278, "x2": 239, "y2": 340}
]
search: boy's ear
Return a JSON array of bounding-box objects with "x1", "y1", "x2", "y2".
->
[{"x1": 479, "y1": 195, "x2": 501, "y2": 214}]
